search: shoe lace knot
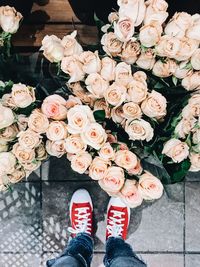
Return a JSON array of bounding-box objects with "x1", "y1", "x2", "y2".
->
[{"x1": 107, "y1": 209, "x2": 125, "y2": 238}]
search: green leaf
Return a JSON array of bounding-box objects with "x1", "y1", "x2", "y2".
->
[
  {"x1": 172, "y1": 76, "x2": 178, "y2": 86},
  {"x1": 165, "y1": 159, "x2": 191, "y2": 183},
  {"x1": 93, "y1": 110, "x2": 106, "y2": 121}
]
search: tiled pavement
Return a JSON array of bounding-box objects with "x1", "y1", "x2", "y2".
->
[{"x1": 0, "y1": 156, "x2": 200, "y2": 267}]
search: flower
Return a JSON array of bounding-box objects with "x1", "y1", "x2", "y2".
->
[
  {"x1": 141, "y1": 90, "x2": 167, "y2": 120},
  {"x1": 127, "y1": 79, "x2": 148, "y2": 103},
  {"x1": 23, "y1": 161, "x2": 41, "y2": 174},
  {"x1": 61, "y1": 55, "x2": 85, "y2": 83},
  {"x1": 108, "y1": 12, "x2": 119, "y2": 23},
  {"x1": 1, "y1": 93, "x2": 16, "y2": 109},
  {"x1": 101, "y1": 32, "x2": 123, "y2": 57},
  {"x1": 12, "y1": 143, "x2": 35, "y2": 164},
  {"x1": 125, "y1": 119, "x2": 154, "y2": 142},
  {"x1": 41, "y1": 35, "x2": 64, "y2": 62},
  {"x1": 18, "y1": 129, "x2": 41, "y2": 149},
  {"x1": 139, "y1": 23, "x2": 162, "y2": 47},
  {"x1": 98, "y1": 166, "x2": 125, "y2": 195},
  {"x1": 189, "y1": 153, "x2": 200, "y2": 172},
  {"x1": 122, "y1": 102, "x2": 142, "y2": 120},
  {"x1": 115, "y1": 62, "x2": 132, "y2": 86},
  {"x1": 41, "y1": 94, "x2": 68, "y2": 120},
  {"x1": 61, "y1": 30, "x2": 83, "y2": 56},
  {"x1": 100, "y1": 57, "x2": 116, "y2": 81},
  {"x1": 98, "y1": 142, "x2": 115, "y2": 161},
  {"x1": 81, "y1": 122, "x2": 107, "y2": 150},
  {"x1": 80, "y1": 51, "x2": 101, "y2": 74},
  {"x1": 46, "y1": 121, "x2": 68, "y2": 141},
  {"x1": 65, "y1": 95, "x2": 82, "y2": 109},
  {"x1": 11, "y1": 83, "x2": 35, "y2": 108},
  {"x1": 0, "y1": 141, "x2": 8, "y2": 152},
  {"x1": 67, "y1": 105, "x2": 95, "y2": 134},
  {"x1": 175, "y1": 117, "x2": 196, "y2": 139},
  {"x1": 115, "y1": 150, "x2": 138, "y2": 171},
  {"x1": 0, "y1": 152, "x2": 16, "y2": 175},
  {"x1": 65, "y1": 134, "x2": 86, "y2": 154},
  {"x1": 136, "y1": 49, "x2": 156, "y2": 70},
  {"x1": 174, "y1": 38, "x2": 199, "y2": 62},
  {"x1": 186, "y1": 14, "x2": 200, "y2": 41},
  {"x1": 111, "y1": 106, "x2": 125, "y2": 124},
  {"x1": 182, "y1": 94, "x2": 200, "y2": 118},
  {"x1": 89, "y1": 157, "x2": 109, "y2": 180},
  {"x1": 17, "y1": 115, "x2": 28, "y2": 131},
  {"x1": 28, "y1": 109, "x2": 49, "y2": 134},
  {"x1": 69, "y1": 82, "x2": 95, "y2": 106},
  {"x1": 94, "y1": 99, "x2": 111, "y2": 118},
  {"x1": 152, "y1": 59, "x2": 177, "y2": 78},
  {"x1": 119, "y1": 180, "x2": 143, "y2": 208},
  {"x1": 35, "y1": 143, "x2": 48, "y2": 161},
  {"x1": 182, "y1": 72, "x2": 200, "y2": 91},
  {"x1": 46, "y1": 140, "x2": 66, "y2": 158},
  {"x1": 162, "y1": 138, "x2": 189, "y2": 163},
  {"x1": 104, "y1": 83, "x2": 127, "y2": 107},
  {"x1": 85, "y1": 73, "x2": 109, "y2": 99},
  {"x1": 144, "y1": 0, "x2": 168, "y2": 25},
  {"x1": 191, "y1": 49, "x2": 200, "y2": 71},
  {"x1": 0, "y1": 103, "x2": 15, "y2": 130},
  {"x1": 8, "y1": 167, "x2": 25, "y2": 183},
  {"x1": 70, "y1": 151, "x2": 92, "y2": 174},
  {"x1": 174, "y1": 61, "x2": 193, "y2": 79},
  {"x1": 114, "y1": 17, "x2": 135, "y2": 42},
  {"x1": 121, "y1": 40, "x2": 141, "y2": 64},
  {"x1": 138, "y1": 171, "x2": 163, "y2": 200},
  {"x1": 0, "y1": 6, "x2": 22, "y2": 33},
  {"x1": 0, "y1": 124, "x2": 18, "y2": 142}
]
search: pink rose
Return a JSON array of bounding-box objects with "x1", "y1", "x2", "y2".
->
[
  {"x1": 114, "y1": 17, "x2": 135, "y2": 42},
  {"x1": 70, "y1": 151, "x2": 92, "y2": 174},
  {"x1": 89, "y1": 157, "x2": 109, "y2": 180}
]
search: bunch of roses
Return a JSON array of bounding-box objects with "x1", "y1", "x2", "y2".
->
[
  {"x1": 0, "y1": 6, "x2": 22, "y2": 35},
  {"x1": 100, "y1": 0, "x2": 200, "y2": 91},
  {"x1": 162, "y1": 93, "x2": 200, "y2": 172}
]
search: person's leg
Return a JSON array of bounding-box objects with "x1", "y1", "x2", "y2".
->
[
  {"x1": 46, "y1": 189, "x2": 94, "y2": 267},
  {"x1": 104, "y1": 197, "x2": 147, "y2": 267}
]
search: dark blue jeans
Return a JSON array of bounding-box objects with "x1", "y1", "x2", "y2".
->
[{"x1": 46, "y1": 233, "x2": 147, "y2": 267}]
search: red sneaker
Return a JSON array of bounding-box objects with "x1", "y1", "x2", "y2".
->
[
  {"x1": 106, "y1": 197, "x2": 130, "y2": 240},
  {"x1": 68, "y1": 189, "x2": 93, "y2": 238}
]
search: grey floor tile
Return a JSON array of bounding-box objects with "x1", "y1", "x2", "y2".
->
[
  {"x1": 141, "y1": 254, "x2": 184, "y2": 267},
  {"x1": 42, "y1": 181, "x2": 109, "y2": 252},
  {"x1": 0, "y1": 183, "x2": 42, "y2": 253},
  {"x1": 126, "y1": 183, "x2": 184, "y2": 252},
  {"x1": 185, "y1": 254, "x2": 200, "y2": 266},
  {"x1": 0, "y1": 253, "x2": 41, "y2": 267},
  {"x1": 186, "y1": 172, "x2": 200, "y2": 182},
  {"x1": 186, "y1": 182, "x2": 200, "y2": 251}
]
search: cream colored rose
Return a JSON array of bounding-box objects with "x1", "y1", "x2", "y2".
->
[
  {"x1": 1, "y1": 93, "x2": 16, "y2": 109},
  {"x1": 118, "y1": 0, "x2": 146, "y2": 26},
  {"x1": 0, "y1": 141, "x2": 8, "y2": 152},
  {"x1": 186, "y1": 14, "x2": 200, "y2": 41},
  {"x1": 46, "y1": 140, "x2": 66, "y2": 158},
  {"x1": 174, "y1": 38, "x2": 199, "y2": 62},
  {"x1": 193, "y1": 129, "x2": 200, "y2": 144},
  {"x1": 100, "y1": 57, "x2": 116, "y2": 81},
  {"x1": 139, "y1": 23, "x2": 162, "y2": 47},
  {"x1": 136, "y1": 49, "x2": 156, "y2": 70},
  {"x1": 98, "y1": 166, "x2": 125, "y2": 196},
  {"x1": 118, "y1": 179, "x2": 143, "y2": 208},
  {"x1": 182, "y1": 72, "x2": 200, "y2": 91},
  {"x1": 65, "y1": 134, "x2": 86, "y2": 154},
  {"x1": 101, "y1": 32, "x2": 123, "y2": 57},
  {"x1": 174, "y1": 61, "x2": 193, "y2": 79},
  {"x1": 104, "y1": 83, "x2": 127, "y2": 107},
  {"x1": 189, "y1": 153, "x2": 200, "y2": 172},
  {"x1": 133, "y1": 71, "x2": 147, "y2": 82},
  {"x1": 69, "y1": 82, "x2": 95, "y2": 107},
  {"x1": 138, "y1": 171, "x2": 163, "y2": 200},
  {"x1": 89, "y1": 157, "x2": 109, "y2": 180},
  {"x1": 41, "y1": 35, "x2": 64, "y2": 63},
  {"x1": 61, "y1": 30, "x2": 83, "y2": 57},
  {"x1": 8, "y1": 167, "x2": 25, "y2": 183},
  {"x1": 17, "y1": 115, "x2": 28, "y2": 131},
  {"x1": 11, "y1": 83, "x2": 35, "y2": 108},
  {"x1": 127, "y1": 79, "x2": 148, "y2": 103},
  {"x1": 122, "y1": 102, "x2": 142, "y2": 120},
  {"x1": 0, "y1": 175, "x2": 8, "y2": 191},
  {"x1": 46, "y1": 121, "x2": 68, "y2": 141},
  {"x1": 156, "y1": 36, "x2": 181, "y2": 58},
  {"x1": 81, "y1": 122, "x2": 107, "y2": 150},
  {"x1": 23, "y1": 161, "x2": 41, "y2": 173},
  {"x1": 175, "y1": 117, "x2": 196, "y2": 139},
  {"x1": 41, "y1": 94, "x2": 68, "y2": 120},
  {"x1": 66, "y1": 95, "x2": 82, "y2": 109},
  {"x1": 144, "y1": 0, "x2": 168, "y2": 25},
  {"x1": 128, "y1": 159, "x2": 143, "y2": 175},
  {"x1": 0, "y1": 6, "x2": 22, "y2": 33},
  {"x1": 71, "y1": 151, "x2": 92, "y2": 174},
  {"x1": 115, "y1": 150, "x2": 138, "y2": 171},
  {"x1": 0, "y1": 103, "x2": 15, "y2": 130},
  {"x1": 28, "y1": 109, "x2": 49, "y2": 134},
  {"x1": 0, "y1": 124, "x2": 18, "y2": 142},
  {"x1": 162, "y1": 138, "x2": 189, "y2": 163},
  {"x1": 182, "y1": 94, "x2": 200, "y2": 118},
  {"x1": 80, "y1": 51, "x2": 101, "y2": 74},
  {"x1": 164, "y1": 12, "x2": 192, "y2": 38},
  {"x1": 99, "y1": 142, "x2": 115, "y2": 161},
  {"x1": 85, "y1": 73, "x2": 109, "y2": 99},
  {"x1": 141, "y1": 90, "x2": 167, "y2": 120},
  {"x1": 61, "y1": 55, "x2": 85, "y2": 83},
  {"x1": 115, "y1": 62, "x2": 132, "y2": 86},
  {"x1": 94, "y1": 99, "x2": 111, "y2": 118},
  {"x1": 0, "y1": 152, "x2": 16, "y2": 175},
  {"x1": 111, "y1": 106, "x2": 125, "y2": 124},
  {"x1": 121, "y1": 40, "x2": 141, "y2": 64},
  {"x1": 153, "y1": 60, "x2": 177, "y2": 78},
  {"x1": 35, "y1": 143, "x2": 48, "y2": 161},
  {"x1": 191, "y1": 49, "x2": 200, "y2": 71},
  {"x1": 108, "y1": 12, "x2": 119, "y2": 23},
  {"x1": 67, "y1": 105, "x2": 95, "y2": 134},
  {"x1": 12, "y1": 143, "x2": 35, "y2": 164},
  {"x1": 18, "y1": 129, "x2": 41, "y2": 149},
  {"x1": 114, "y1": 16, "x2": 135, "y2": 42},
  {"x1": 125, "y1": 119, "x2": 154, "y2": 142}
]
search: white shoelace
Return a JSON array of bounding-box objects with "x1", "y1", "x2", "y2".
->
[
  {"x1": 107, "y1": 209, "x2": 125, "y2": 238},
  {"x1": 68, "y1": 207, "x2": 92, "y2": 235}
]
